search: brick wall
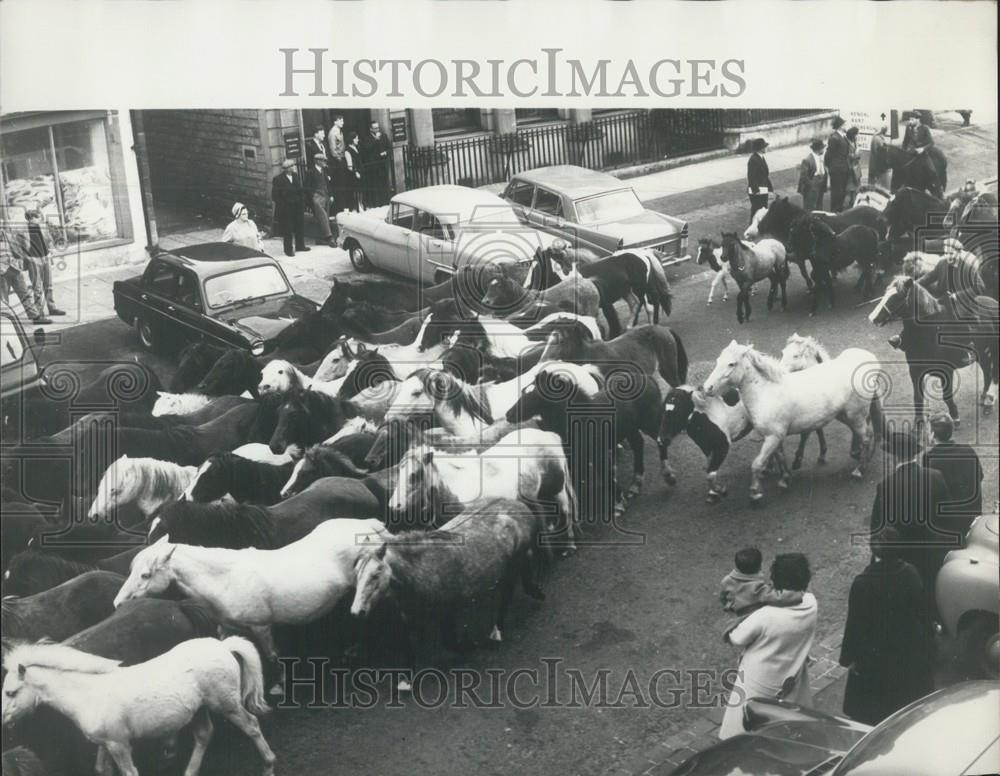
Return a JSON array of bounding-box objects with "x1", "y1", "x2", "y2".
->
[{"x1": 143, "y1": 109, "x2": 273, "y2": 224}]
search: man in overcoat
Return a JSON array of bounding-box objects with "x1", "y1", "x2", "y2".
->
[
  {"x1": 797, "y1": 138, "x2": 828, "y2": 212},
  {"x1": 746, "y1": 137, "x2": 772, "y2": 222},
  {"x1": 271, "y1": 158, "x2": 310, "y2": 257},
  {"x1": 825, "y1": 116, "x2": 850, "y2": 212}
]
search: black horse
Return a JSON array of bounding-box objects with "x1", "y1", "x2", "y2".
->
[
  {"x1": 881, "y1": 187, "x2": 951, "y2": 240},
  {"x1": 789, "y1": 218, "x2": 880, "y2": 313},
  {"x1": 337, "y1": 347, "x2": 398, "y2": 399},
  {"x1": 339, "y1": 302, "x2": 428, "y2": 345},
  {"x1": 870, "y1": 276, "x2": 999, "y2": 420},
  {"x1": 269, "y1": 389, "x2": 359, "y2": 454},
  {"x1": 170, "y1": 341, "x2": 227, "y2": 393},
  {"x1": 553, "y1": 249, "x2": 673, "y2": 337},
  {"x1": 872, "y1": 143, "x2": 948, "y2": 199},
  {"x1": 755, "y1": 196, "x2": 886, "y2": 290},
  {"x1": 183, "y1": 451, "x2": 295, "y2": 505}
]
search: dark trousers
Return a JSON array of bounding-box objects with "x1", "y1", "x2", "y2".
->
[
  {"x1": 748, "y1": 194, "x2": 769, "y2": 223},
  {"x1": 829, "y1": 169, "x2": 849, "y2": 212},
  {"x1": 1, "y1": 267, "x2": 41, "y2": 319},
  {"x1": 276, "y1": 208, "x2": 306, "y2": 255}
]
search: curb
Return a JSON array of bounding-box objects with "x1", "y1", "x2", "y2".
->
[
  {"x1": 607, "y1": 626, "x2": 847, "y2": 776},
  {"x1": 608, "y1": 148, "x2": 736, "y2": 183}
]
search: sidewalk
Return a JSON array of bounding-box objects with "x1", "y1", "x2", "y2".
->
[{"x1": 43, "y1": 119, "x2": 997, "y2": 333}]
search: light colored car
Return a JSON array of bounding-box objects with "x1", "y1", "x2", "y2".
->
[
  {"x1": 936, "y1": 511, "x2": 999, "y2": 678},
  {"x1": 336, "y1": 185, "x2": 564, "y2": 285},
  {"x1": 501, "y1": 165, "x2": 688, "y2": 260}
]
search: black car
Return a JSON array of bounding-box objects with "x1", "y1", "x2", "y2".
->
[
  {"x1": 671, "y1": 681, "x2": 999, "y2": 775},
  {"x1": 112, "y1": 242, "x2": 318, "y2": 355},
  {"x1": 1, "y1": 300, "x2": 46, "y2": 442}
]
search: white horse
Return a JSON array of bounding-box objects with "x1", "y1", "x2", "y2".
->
[
  {"x1": 89, "y1": 455, "x2": 197, "y2": 520},
  {"x1": 1, "y1": 638, "x2": 275, "y2": 776},
  {"x1": 257, "y1": 358, "x2": 352, "y2": 398},
  {"x1": 114, "y1": 519, "x2": 387, "y2": 664},
  {"x1": 779, "y1": 333, "x2": 833, "y2": 469},
  {"x1": 231, "y1": 442, "x2": 294, "y2": 465},
  {"x1": 388, "y1": 427, "x2": 579, "y2": 550},
  {"x1": 703, "y1": 340, "x2": 884, "y2": 502},
  {"x1": 315, "y1": 335, "x2": 445, "y2": 383},
  {"x1": 151, "y1": 391, "x2": 253, "y2": 416}
]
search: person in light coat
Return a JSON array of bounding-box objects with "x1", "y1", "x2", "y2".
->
[
  {"x1": 221, "y1": 202, "x2": 264, "y2": 252},
  {"x1": 719, "y1": 553, "x2": 818, "y2": 740}
]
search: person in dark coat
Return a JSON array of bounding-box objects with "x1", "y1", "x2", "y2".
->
[
  {"x1": 305, "y1": 154, "x2": 335, "y2": 247},
  {"x1": 922, "y1": 412, "x2": 983, "y2": 539},
  {"x1": 869, "y1": 428, "x2": 953, "y2": 616},
  {"x1": 360, "y1": 120, "x2": 393, "y2": 207},
  {"x1": 825, "y1": 116, "x2": 851, "y2": 212},
  {"x1": 271, "y1": 158, "x2": 310, "y2": 257},
  {"x1": 305, "y1": 125, "x2": 326, "y2": 167},
  {"x1": 746, "y1": 137, "x2": 773, "y2": 223},
  {"x1": 797, "y1": 138, "x2": 828, "y2": 212},
  {"x1": 902, "y1": 110, "x2": 934, "y2": 154},
  {"x1": 839, "y1": 527, "x2": 935, "y2": 725},
  {"x1": 343, "y1": 131, "x2": 363, "y2": 212}
]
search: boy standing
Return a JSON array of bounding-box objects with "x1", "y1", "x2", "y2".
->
[{"x1": 23, "y1": 210, "x2": 65, "y2": 316}]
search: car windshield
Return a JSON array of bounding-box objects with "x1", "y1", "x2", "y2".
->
[
  {"x1": 573, "y1": 190, "x2": 645, "y2": 224},
  {"x1": 204, "y1": 265, "x2": 290, "y2": 309}
]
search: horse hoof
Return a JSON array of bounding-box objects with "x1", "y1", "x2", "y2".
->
[
  {"x1": 850, "y1": 468, "x2": 863, "y2": 480},
  {"x1": 808, "y1": 312, "x2": 816, "y2": 318},
  {"x1": 706, "y1": 492, "x2": 721, "y2": 504},
  {"x1": 984, "y1": 404, "x2": 994, "y2": 416},
  {"x1": 267, "y1": 682, "x2": 285, "y2": 698},
  {"x1": 398, "y1": 679, "x2": 413, "y2": 693},
  {"x1": 663, "y1": 471, "x2": 677, "y2": 487},
  {"x1": 952, "y1": 417, "x2": 961, "y2": 428},
  {"x1": 792, "y1": 458, "x2": 803, "y2": 471},
  {"x1": 489, "y1": 625, "x2": 503, "y2": 643},
  {"x1": 817, "y1": 456, "x2": 827, "y2": 465},
  {"x1": 777, "y1": 478, "x2": 790, "y2": 491},
  {"x1": 749, "y1": 496, "x2": 764, "y2": 508}
]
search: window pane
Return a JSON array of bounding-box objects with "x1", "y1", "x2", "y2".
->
[
  {"x1": 574, "y1": 191, "x2": 645, "y2": 224},
  {"x1": 204, "y1": 265, "x2": 290, "y2": 309},
  {"x1": 534, "y1": 189, "x2": 562, "y2": 216},
  {"x1": 515, "y1": 109, "x2": 560, "y2": 124},
  {"x1": 507, "y1": 182, "x2": 535, "y2": 207},
  {"x1": 0, "y1": 126, "x2": 60, "y2": 229},
  {"x1": 392, "y1": 204, "x2": 416, "y2": 229},
  {"x1": 51, "y1": 120, "x2": 117, "y2": 244},
  {"x1": 432, "y1": 109, "x2": 481, "y2": 134},
  {"x1": 1, "y1": 316, "x2": 27, "y2": 369},
  {"x1": 144, "y1": 261, "x2": 179, "y2": 298}
]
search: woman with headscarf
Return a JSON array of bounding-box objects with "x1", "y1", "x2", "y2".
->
[
  {"x1": 718, "y1": 553, "x2": 818, "y2": 740},
  {"x1": 221, "y1": 202, "x2": 263, "y2": 252}
]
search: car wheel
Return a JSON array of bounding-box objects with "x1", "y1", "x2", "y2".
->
[
  {"x1": 134, "y1": 315, "x2": 158, "y2": 352},
  {"x1": 349, "y1": 244, "x2": 373, "y2": 272},
  {"x1": 960, "y1": 613, "x2": 1000, "y2": 679}
]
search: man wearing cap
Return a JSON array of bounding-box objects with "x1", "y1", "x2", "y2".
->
[
  {"x1": 917, "y1": 237, "x2": 985, "y2": 300},
  {"x1": 922, "y1": 412, "x2": 983, "y2": 539},
  {"x1": 825, "y1": 116, "x2": 851, "y2": 212},
  {"x1": 902, "y1": 110, "x2": 934, "y2": 154},
  {"x1": 271, "y1": 158, "x2": 310, "y2": 258},
  {"x1": 870, "y1": 427, "x2": 952, "y2": 615},
  {"x1": 798, "y1": 138, "x2": 828, "y2": 212},
  {"x1": 308, "y1": 153, "x2": 336, "y2": 247},
  {"x1": 746, "y1": 138, "x2": 773, "y2": 222}
]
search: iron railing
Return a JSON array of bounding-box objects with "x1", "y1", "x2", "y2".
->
[{"x1": 722, "y1": 109, "x2": 827, "y2": 127}]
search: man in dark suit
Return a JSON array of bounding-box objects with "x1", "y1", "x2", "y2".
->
[
  {"x1": 305, "y1": 125, "x2": 326, "y2": 167},
  {"x1": 360, "y1": 120, "x2": 393, "y2": 207},
  {"x1": 305, "y1": 154, "x2": 335, "y2": 247},
  {"x1": 922, "y1": 413, "x2": 983, "y2": 539},
  {"x1": 746, "y1": 137, "x2": 772, "y2": 223},
  {"x1": 271, "y1": 158, "x2": 310, "y2": 258},
  {"x1": 797, "y1": 138, "x2": 828, "y2": 212},
  {"x1": 870, "y1": 428, "x2": 953, "y2": 617},
  {"x1": 825, "y1": 116, "x2": 851, "y2": 212}
]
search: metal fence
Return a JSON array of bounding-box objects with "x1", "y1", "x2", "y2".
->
[{"x1": 403, "y1": 109, "x2": 727, "y2": 190}]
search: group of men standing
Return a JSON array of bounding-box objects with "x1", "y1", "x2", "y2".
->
[
  {"x1": 747, "y1": 110, "x2": 935, "y2": 219},
  {"x1": 271, "y1": 115, "x2": 393, "y2": 257}
]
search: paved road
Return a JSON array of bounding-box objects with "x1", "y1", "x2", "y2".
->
[{"x1": 12, "y1": 124, "x2": 997, "y2": 776}]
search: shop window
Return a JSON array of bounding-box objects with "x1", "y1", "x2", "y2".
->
[
  {"x1": 432, "y1": 109, "x2": 482, "y2": 136},
  {"x1": 515, "y1": 109, "x2": 560, "y2": 125},
  {"x1": 0, "y1": 113, "x2": 127, "y2": 249}
]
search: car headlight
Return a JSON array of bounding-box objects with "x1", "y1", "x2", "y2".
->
[{"x1": 250, "y1": 340, "x2": 265, "y2": 356}]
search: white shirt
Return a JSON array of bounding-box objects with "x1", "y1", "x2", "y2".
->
[{"x1": 812, "y1": 152, "x2": 826, "y2": 177}]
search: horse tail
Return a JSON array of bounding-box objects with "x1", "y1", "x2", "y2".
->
[
  {"x1": 223, "y1": 636, "x2": 271, "y2": 716},
  {"x1": 672, "y1": 329, "x2": 689, "y2": 385},
  {"x1": 646, "y1": 253, "x2": 673, "y2": 318}
]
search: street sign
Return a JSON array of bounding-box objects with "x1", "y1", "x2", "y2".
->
[{"x1": 845, "y1": 110, "x2": 890, "y2": 151}]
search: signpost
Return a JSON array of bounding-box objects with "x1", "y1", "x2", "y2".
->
[{"x1": 846, "y1": 110, "x2": 890, "y2": 151}]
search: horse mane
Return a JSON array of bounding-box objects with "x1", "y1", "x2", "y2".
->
[
  {"x1": 4, "y1": 641, "x2": 122, "y2": 675},
  {"x1": 177, "y1": 598, "x2": 221, "y2": 637},
  {"x1": 538, "y1": 361, "x2": 604, "y2": 399},
  {"x1": 5, "y1": 551, "x2": 96, "y2": 589},
  {"x1": 743, "y1": 346, "x2": 788, "y2": 382},
  {"x1": 785, "y1": 333, "x2": 831, "y2": 363},
  {"x1": 304, "y1": 444, "x2": 367, "y2": 478},
  {"x1": 412, "y1": 368, "x2": 494, "y2": 424},
  {"x1": 905, "y1": 276, "x2": 943, "y2": 317},
  {"x1": 121, "y1": 456, "x2": 194, "y2": 501},
  {"x1": 153, "y1": 500, "x2": 276, "y2": 549}
]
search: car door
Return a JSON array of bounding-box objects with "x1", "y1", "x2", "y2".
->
[
  {"x1": 408, "y1": 211, "x2": 456, "y2": 283},
  {"x1": 140, "y1": 259, "x2": 181, "y2": 332},
  {"x1": 372, "y1": 202, "x2": 417, "y2": 279},
  {"x1": 529, "y1": 186, "x2": 568, "y2": 232},
  {"x1": 169, "y1": 268, "x2": 211, "y2": 344}
]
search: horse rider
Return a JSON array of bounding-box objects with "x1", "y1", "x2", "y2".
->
[
  {"x1": 887, "y1": 237, "x2": 983, "y2": 353},
  {"x1": 916, "y1": 237, "x2": 984, "y2": 300},
  {"x1": 746, "y1": 137, "x2": 773, "y2": 222},
  {"x1": 901, "y1": 110, "x2": 934, "y2": 155}
]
